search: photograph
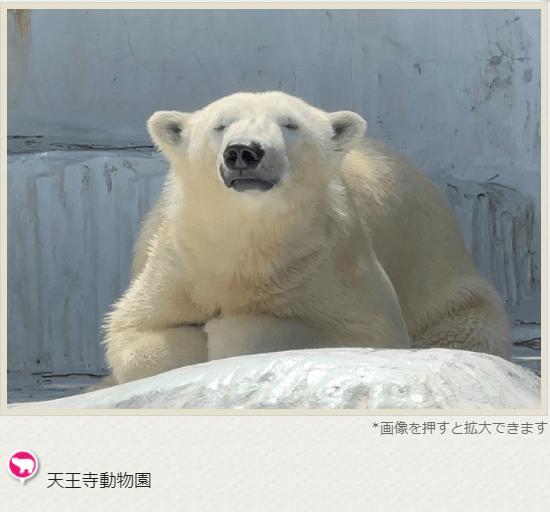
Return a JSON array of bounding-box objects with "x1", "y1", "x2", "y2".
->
[{"x1": 5, "y1": 7, "x2": 543, "y2": 410}]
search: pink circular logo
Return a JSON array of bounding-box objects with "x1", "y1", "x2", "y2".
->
[{"x1": 8, "y1": 451, "x2": 39, "y2": 485}]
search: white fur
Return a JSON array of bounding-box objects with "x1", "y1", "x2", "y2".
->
[
  {"x1": 205, "y1": 315, "x2": 320, "y2": 360},
  {"x1": 88, "y1": 91, "x2": 511, "y2": 390}
]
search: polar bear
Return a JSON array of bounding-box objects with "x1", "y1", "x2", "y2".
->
[
  {"x1": 98, "y1": 91, "x2": 510, "y2": 387},
  {"x1": 11, "y1": 457, "x2": 34, "y2": 475}
]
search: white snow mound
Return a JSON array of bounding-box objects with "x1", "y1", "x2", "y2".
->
[{"x1": 8, "y1": 348, "x2": 541, "y2": 410}]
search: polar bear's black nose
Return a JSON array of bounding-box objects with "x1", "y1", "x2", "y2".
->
[
  {"x1": 220, "y1": 142, "x2": 278, "y2": 192},
  {"x1": 223, "y1": 142, "x2": 265, "y2": 171}
]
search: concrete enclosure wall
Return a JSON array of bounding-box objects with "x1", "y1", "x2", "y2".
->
[
  {"x1": 7, "y1": 8, "x2": 542, "y2": 374},
  {"x1": 8, "y1": 152, "x2": 167, "y2": 373},
  {"x1": 8, "y1": 8, "x2": 541, "y2": 200},
  {"x1": 7, "y1": 151, "x2": 540, "y2": 374}
]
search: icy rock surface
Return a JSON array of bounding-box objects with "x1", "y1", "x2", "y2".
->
[{"x1": 9, "y1": 349, "x2": 541, "y2": 410}]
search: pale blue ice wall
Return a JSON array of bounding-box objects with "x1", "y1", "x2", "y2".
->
[
  {"x1": 7, "y1": 9, "x2": 541, "y2": 373},
  {"x1": 8, "y1": 9, "x2": 541, "y2": 200},
  {"x1": 7, "y1": 152, "x2": 167, "y2": 373}
]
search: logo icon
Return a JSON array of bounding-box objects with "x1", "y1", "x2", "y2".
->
[{"x1": 8, "y1": 451, "x2": 39, "y2": 485}]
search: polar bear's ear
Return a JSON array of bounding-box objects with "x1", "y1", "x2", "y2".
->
[
  {"x1": 147, "y1": 111, "x2": 190, "y2": 151},
  {"x1": 328, "y1": 111, "x2": 367, "y2": 150}
]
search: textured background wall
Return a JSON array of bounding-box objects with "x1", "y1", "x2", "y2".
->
[
  {"x1": 7, "y1": 152, "x2": 166, "y2": 373},
  {"x1": 7, "y1": 152, "x2": 540, "y2": 374},
  {"x1": 7, "y1": 8, "x2": 541, "y2": 374},
  {"x1": 8, "y1": 8, "x2": 541, "y2": 201}
]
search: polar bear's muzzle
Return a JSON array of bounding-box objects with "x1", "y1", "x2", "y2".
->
[{"x1": 220, "y1": 141, "x2": 280, "y2": 192}]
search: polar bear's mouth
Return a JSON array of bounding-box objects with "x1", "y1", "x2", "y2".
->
[{"x1": 229, "y1": 178, "x2": 276, "y2": 192}]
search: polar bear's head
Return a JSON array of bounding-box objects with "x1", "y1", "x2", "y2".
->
[{"x1": 148, "y1": 92, "x2": 366, "y2": 210}]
